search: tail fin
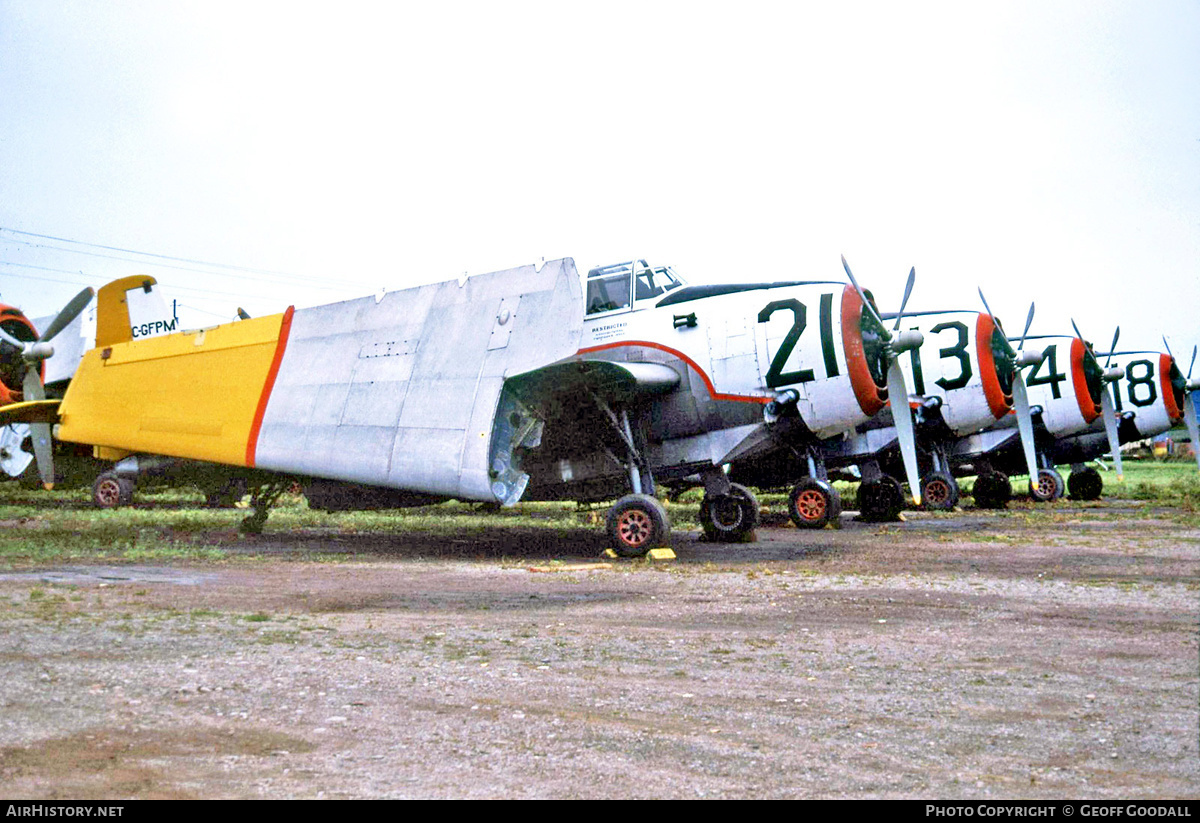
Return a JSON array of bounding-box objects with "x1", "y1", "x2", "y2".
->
[{"x1": 95, "y1": 276, "x2": 178, "y2": 346}]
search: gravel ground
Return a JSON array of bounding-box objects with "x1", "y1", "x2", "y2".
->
[{"x1": 0, "y1": 501, "x2": 1197, "y2": 799}]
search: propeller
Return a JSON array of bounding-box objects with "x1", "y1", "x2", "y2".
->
[
  {"x1": 0, "y1": 287, "x2": 94, "y2": 489},
  {"x1": 978, "y1": 290, "x2": 1041, "y2": 485},
  {"x1": 1174, "y1": 341, "x2": 1200, "y2": 472},
  {"x1": 1072, "y1": 320, "x2": 1124, "y2": 482},
  {"x1": 842, "y1": 256, "x2": 924, "y2": 506}
]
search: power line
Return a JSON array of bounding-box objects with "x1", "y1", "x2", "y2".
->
[{"x1": 0, "y1": 226, "x2": 383, "y2": 293}]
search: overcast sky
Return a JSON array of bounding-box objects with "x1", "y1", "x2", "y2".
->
[{"x1": 1, "y1": 0, "x2": 1197, "y2": 358}]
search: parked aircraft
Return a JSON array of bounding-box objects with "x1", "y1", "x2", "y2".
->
[
  {"x1": 728, "y1": 285, "x2": 1044, "y2": 524},
  {"x1": 933, "y1": 325, "x2": 1125, "y2": 507},
  {"x1": 0, "y1": 287, "x2": 95, "y2": 488},
  {"x1": 1043, "y1": 340, "x2": 1199, "y2": 498},
  {"x1": 52, "y1": 257, "x2": 929, "y2": 555}
]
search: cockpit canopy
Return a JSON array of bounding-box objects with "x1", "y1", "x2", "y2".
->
[{"x1": 585, "y1": 260, "x2": 683, "y2": 316}]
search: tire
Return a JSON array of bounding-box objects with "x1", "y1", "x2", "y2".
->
[
  {"x1": 1029, "y1": 468, "x2": 1065, "y2": 502},
  {"x1": 700, "y1": 483, "x2": 760, "y2": 542},
  {"x1": 606, "y1": 494, "x2": 670, "y2": 557},
  {"x1": 92, "y1": 471, "x2": 134, "y2": 508},
  {"x1": 857, "y1": 476, "x2": 904, "y2": 522},
  {"x1": 788, "y1": 478, "x2": 841, "y2": 529},
  {"x1": 204, "y1": 478, "x2": 247, "y2": 508},
  {"x1": 920, "y1": 471, "x2": 959, "y2": 511},
  {"x1": 972, "y1": 471, "x2": 1011, "y2": 510},
  {"x1": 1067, "y1": 467, "x2": 1103, "y2": 501}
]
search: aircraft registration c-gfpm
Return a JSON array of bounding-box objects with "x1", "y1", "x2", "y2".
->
[{"x1": 49, "y1": 257, "x2": 927, "y2": 556}]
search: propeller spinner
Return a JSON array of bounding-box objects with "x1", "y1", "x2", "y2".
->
[
  {"x1": 0, "y1": 287, "x2": 94, "y2": 489},
  {"x1": 842, "y1": 256, "x2": 924, "y2": 506}
]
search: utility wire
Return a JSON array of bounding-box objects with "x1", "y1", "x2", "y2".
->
[{"x1": 0, "y1": 226, "x2": 384, "y2": 293}]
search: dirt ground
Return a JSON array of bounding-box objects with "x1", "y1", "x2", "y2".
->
[{"x1": 0, "y1": 500, "x2": 1197, "y2": 799}]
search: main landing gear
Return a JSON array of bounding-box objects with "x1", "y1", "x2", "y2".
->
[
  {"x1": 788, "y1": 477, "x2": 841, "y2": 529},
  {"x1": 857, "y1": 475, "x2": 905, "y2": 522},
  {"x1": 1067, "y1": 464, "x2": 1103, "y2": 501},
  {"x1": 972, "y1": 469, "x2": 1012, "y2": 509},
  {"x1": 699, "y1": 482, "x2": 760, "y2": 542},
  {"x1": 1029, "y1": 467, "x2": 1065, "y2": 502},
  {"x1": 920, "y1": 470, "x2": 959, "y2": 512}
]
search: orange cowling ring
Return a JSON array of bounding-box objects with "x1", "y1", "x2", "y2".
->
[
  {"x1": 1159, "y1": 353, "x2": 1183, "y2": 425},
  {"x1": 840, "y1": 285, "x2": 887, "y2": 417},
  {"x1": 1069, "y1": 338, "x2": 1101, "y2": 424},
  {"x1": 975, "y1": 313, "x2": 1012, "y2": 420}
]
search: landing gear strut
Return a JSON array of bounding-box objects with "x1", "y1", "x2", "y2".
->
[{"x1": 239, "y1": 480, "x2": 290, "y2": 534}]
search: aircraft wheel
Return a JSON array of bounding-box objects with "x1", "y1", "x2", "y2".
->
[
  {"x1": 1029, "y1": 468, "x2": 1065, "y2": 502},
  {"x1": 606, "y1": 494, "x2": 670, "y2": 557},
  {"x1": 1068, "y1": 467, "x2": 1103, "y2": 501},
  {"x1": 700, "y1": 483, "x2": 760, "y2": 542},
  {"x1": 920, "y1": 471, "x2": 959, "y2": 511},
  {"x1": 92, "y1": 472, "x2": 134, "y2": 508},
  {"x1": 972, "y1": 471, "x2": 1011, "y2": 510},
  {"x1": 857, "y1": 476, "x2": 904, "y2": 522},
  {"x1": 204, "y1": 478, "x2": 248, "y2": 508},
  {"x1": 788, "y1": 478, "x2": 841, "y2": 529}
]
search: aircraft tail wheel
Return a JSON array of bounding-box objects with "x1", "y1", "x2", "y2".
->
[
  {"x1": 972, "y1": 471, "x2": 1011, "y2": 510},
  {"x1": 788, "y1": 478, "x2": 841, "y2": 529},
  {"x1": 920, "y1": 471, "x2": 959, "y2": 511},
  {"x1": 606, "y1": 494, "x2": 670, "y2": 557},
  {"x1": 92, "y1": 471, "x2": 134, "y2": 508},
  {"x1": 700, "y1": 483, "x2": 760, "y2": 542},
  {"x1": 857, "y1": 476, "x2": 904, "y2": 522},
  {"x1": 1030, "y1": 468, "x2": 1065, "y2": 502},
  {"x1": 1067, "y1": 467, "x2": 1103, "y2": 501}
]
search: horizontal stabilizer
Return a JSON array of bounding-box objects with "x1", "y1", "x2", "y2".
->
[{"x1": 0, "y1": 399, "x2": 61, "y2": 427}]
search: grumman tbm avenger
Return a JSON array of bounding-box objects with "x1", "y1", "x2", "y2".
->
[{"x1": 50, "y1": 256, "x2": 930, "y2": 556}]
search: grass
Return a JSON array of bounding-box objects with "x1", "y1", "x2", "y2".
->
[{"x1": 0, "y1": 457, "x2": 1195, "y2": 567}]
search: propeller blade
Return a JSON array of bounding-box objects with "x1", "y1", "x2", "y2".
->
[
  {"x1": 977, "y1": 288, "x2": 996, "y2": 325},
  {"x1": 1101, "y1": 386, "x2": 1124, "y2": 483},
  {"x1": 892, "y1": 267, "x2": 916, "y2": 331},
  {"x1": 1071, "y1": 319, "x2": 1101, "y2": 367},
  {"x1": 1162, "y1": 335, "x2": 1174, "y2": 362},
  {"x1": 22, "y1": 366, "x2": 45, "y2": 402},
  {"x1": 1188, "y1": 345, "x2": 1196, "y2": 381},
  {"x1": 887, "y1": 360, "x2": 922, "y2": 506},
  {"x1": 1012, "y1": 373, "x2": 1040, "y2": 482},
  {"x1": 1018, "y1": 303, "x2": 1035, "y2": 351},
  {"x1": 38, "y1": 287, "x2": 94, "y2": 344},
  {"x1": 1104, "y1": 327, "x2": 1119, "y2": 369},
  {"x1": 840, "y1": 255, "x2": 889, "y2": 336},
  {"x1": 1185, "y1": 393, "x2": 1200, "y2": 473},
  {"x1": 0, "y1": 326, "x2": 26, "y2": 351},
  {"x1": 30, "y1": 421, "x2": 54, "y2": 490}
]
